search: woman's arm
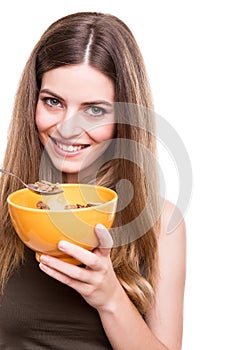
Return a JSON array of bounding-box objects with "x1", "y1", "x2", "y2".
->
[
  {"x1": 39, "y1": 201, "x2": 186, "y2": 350},
  {"x1": 97, "y1": 277, "x2": 171, "y2": 350},
  {"x1": 146, "y1": 200, "x2": 186, "y2": 349},
  {"x1": 96, "y1": 200, "x2": 186, "y2": 350}
]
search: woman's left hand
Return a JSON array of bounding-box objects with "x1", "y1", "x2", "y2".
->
[{"x1": 39, "y1": 224, "x2": 121, "y2": 311}]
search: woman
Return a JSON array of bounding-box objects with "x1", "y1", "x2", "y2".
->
[{"x1": 0, "y1": 12, "x2": 186, "y2": 349}]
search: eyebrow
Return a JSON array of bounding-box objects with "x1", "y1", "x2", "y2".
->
[
  {"x1": 40, "y1": 89, "x2": 65, "y2": 102},
  {"x1": 81, "y1": 101, "x2": 113, "y2": 107},
  {"x1": 39, "y1": 89, "x2": 113, "y2": 107}
]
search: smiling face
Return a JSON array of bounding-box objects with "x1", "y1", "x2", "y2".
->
[{"x1": 35, "y1": 64, "x2": 115, "y2": 182}]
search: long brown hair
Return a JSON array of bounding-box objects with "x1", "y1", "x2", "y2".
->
[{"x1": 0, "y1": 12, "x2": 161, "y2": 316}]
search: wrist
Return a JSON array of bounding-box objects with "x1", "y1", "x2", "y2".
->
[{"x1": 97, "y1": 282, "x2": 126, "y2": 315}]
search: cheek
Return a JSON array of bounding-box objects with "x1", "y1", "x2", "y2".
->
[
  {"x1": 89, "y1": 124, "x2": 115, "y2": 143},
  {"x1": 35, "y1": 104, "x2": 53, "y2": 132},
  {"x1": 35, "y1": 105, "x2": 45, "y2": 131}
]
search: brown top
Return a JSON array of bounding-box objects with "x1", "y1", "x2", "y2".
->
[{"x1": 0, "y1": 247, "x2": 112, "y2": 349}]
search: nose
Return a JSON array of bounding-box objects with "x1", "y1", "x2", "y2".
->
[{"x1": 56, "y1": 111, "x2": 84, "y2": 139}]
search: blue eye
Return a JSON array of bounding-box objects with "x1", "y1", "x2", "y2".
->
[
  {"x1": 88, "y1": 106, "x2": 106, "y2": 116},
  {"x1": 42, "y1": 97, "x2": 62, "y2": 108}
]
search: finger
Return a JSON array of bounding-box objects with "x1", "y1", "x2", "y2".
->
[
  {"x1": 39, "y1": 254, "x2": 92, "y2": 282},
  {"x1": 94, "y1": 224, "x2": 113, "y2": 256},
  {"x1": 58, "y1": 241, "x2": 102, "y2": 270},
  {"x1": 39, "y1": 261, "x2": 94, "y2": 296},
  {"x1": 39, "y1": 261, "x2": 100, "y2": 300}
]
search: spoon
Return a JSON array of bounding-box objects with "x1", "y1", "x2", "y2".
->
[{"x1": 0, "y1": 168, "x2": 63, "y2": 195}]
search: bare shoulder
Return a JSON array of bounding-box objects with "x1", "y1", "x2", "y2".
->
[
  {"x1": 160, "y1": 199, "x2": 186, "y2": 238},
  {"x1": 157, "y1": 198, "x2": 186, "y2": 290},
  {"x1": 147, "y1": 200, "x2": 186, "y2": 350}
]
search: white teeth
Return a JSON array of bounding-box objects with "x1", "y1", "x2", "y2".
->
[{"x1": 56, "y1": 142, "x2": 85, "y2": 152}]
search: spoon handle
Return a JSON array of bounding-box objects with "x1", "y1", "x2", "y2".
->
[
  {"x1": 0, "y1": 168, "x2": 63, "y2": 195},
  {"x1": 0, "y1": 168, "x2": 27, "y2": 187}
]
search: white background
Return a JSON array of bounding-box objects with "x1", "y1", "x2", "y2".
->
[{"x1": 0, "y1": 1, "x2": 232, "y2": 348}]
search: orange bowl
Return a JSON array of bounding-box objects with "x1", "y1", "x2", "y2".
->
[{"x1": 7, "y1": 184, "x2": 118, "y2": 264}]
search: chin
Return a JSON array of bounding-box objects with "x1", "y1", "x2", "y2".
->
[{"x1": 49, "y1": 158, "x2": 80, "y2": 176}]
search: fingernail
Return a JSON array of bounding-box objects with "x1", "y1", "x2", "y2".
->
[
  {"x1": 58, "y1": 240, "x2": 68, "y2": 251},
  {"x1": 39, "y1": 263, "x2": 46, "y2": 271},
  {"x1": 40, "y1": 254, "x2": 48, "y2": 263},
  {"x1": 95, "y1": 223, "x2": 106, "y2": 232}
]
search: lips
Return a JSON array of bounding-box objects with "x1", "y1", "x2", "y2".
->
[{"x1": 49, "y1": 136, "x2": 90, "y2": 154}]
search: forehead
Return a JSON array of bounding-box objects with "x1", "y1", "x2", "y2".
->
[{"x1": 41, "y1": 64, "x2": 115, "y2": 102}]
